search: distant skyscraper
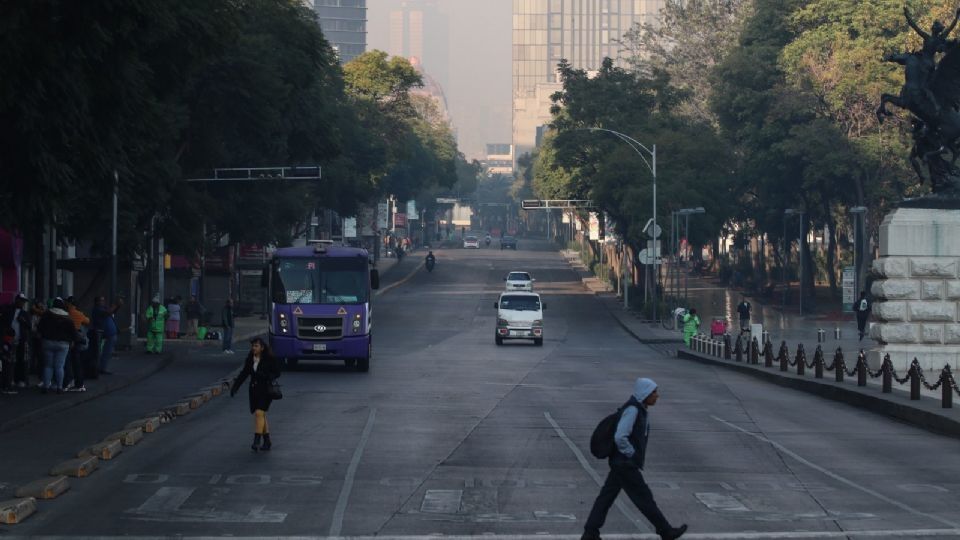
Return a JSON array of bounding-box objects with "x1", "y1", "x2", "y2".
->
[
  {"x1": 386, "y1": 1, "x2": 449, "y2": 94},
  {"x1": 512, "y1": 0, "x2": 664, "y2": 156},
  {"x1": 314, "y1": 0, "x2": 368, "y2": 63}
]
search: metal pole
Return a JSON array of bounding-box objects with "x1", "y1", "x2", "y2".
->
[
  {"x1": 799, "y1": 213, "x2": 804, "y2": 315},
  {"x1": 157, "y1": 234, "x2": 165, "y2": 304},
  {"x1": 782, "y1": 216, "x2": 787, "y2": 308},
  {"x1": 652, "y1": 145, "x2": 658, "y2": 324},
  {"x1": 111, "y1": 170, "x2": 118, "y2": 303},
  {"x1": 684, "y1": 213, "x2": 690, "y2": 306}
]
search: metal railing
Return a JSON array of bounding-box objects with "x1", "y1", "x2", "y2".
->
[{"x1": 687, "y1": 334, "x2": 960, "y2": 408}]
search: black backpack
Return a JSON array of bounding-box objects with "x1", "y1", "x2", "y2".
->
[{"x1": 589, "y1": 397, "x2": 639, "y2": 459}]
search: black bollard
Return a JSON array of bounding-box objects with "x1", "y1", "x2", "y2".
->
[
  {"x1": 814, "y1": 346, "x2": 823, "y2": 379},
  {"x1": 835, "y1": 349, "x2": 844, "y2": 383},
  {"x1": 724, "y1": 334, "x2": 732, "y2": 360},
  {"x1": 797, "y1": 348, "x2": 805, "y2": 376},
  {"x1": 882, "y1": 354, "x2": 892, "y2": 393},
  {"x1": 857, "y1": 351, "x2": 867, "y2": 387},
  {"x1": 910, "y1": 360, "x2": 921, "y2": 401},
  {"x1": 780, "y1": 347, "x2": 788, "y2": 372},
  {"x1": 764, "y1": 341, "x2": 774, "y2": 368},
  {"x1": 751, "y1": 338, "x2": 760, "y2": 364},
  {"x1": 734, "y1": 337, "x2": 744, "y2": 362},
  {"x1": 943, "y1": 365, "x2": 953, "y2": 409}
]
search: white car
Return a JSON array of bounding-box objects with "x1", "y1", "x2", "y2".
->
[
  {"x1": 504, "y1": 271, "x2": 534, "y2": 291},
  {"x1": 494, "y1": 292, "x2": 544, "y2": 346},
  {"x1": 463, "y1": 235, "x2": 480, "y2": 248}
]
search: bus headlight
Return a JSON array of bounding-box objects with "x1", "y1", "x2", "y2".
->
[
  {"x1": 279, "y1": 313, "x2": 288, "y2": 331},
  {"x1": 353, "y1": 319, "x2": 361, "y2": 329}
]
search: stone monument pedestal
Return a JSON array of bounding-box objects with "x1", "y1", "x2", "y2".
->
[{"x1": 868, "y1": 208, "x2": 960, "y2": 372}]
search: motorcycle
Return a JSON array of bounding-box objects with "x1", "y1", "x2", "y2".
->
[
  {"x1": 484, "y1": 236, "x2": 492, "y2": 247},
  {"x1": 425, "y1": 257, "x2": 435, "y2": 272}
]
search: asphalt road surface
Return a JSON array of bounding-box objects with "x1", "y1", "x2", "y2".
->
[{"x1": 6, "y1": 240, "x2": 960, "y2": 539}]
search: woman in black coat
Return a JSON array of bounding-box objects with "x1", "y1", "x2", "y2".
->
[{"x1": 230, "y1": 337, "x2": 281, "y2": 451}]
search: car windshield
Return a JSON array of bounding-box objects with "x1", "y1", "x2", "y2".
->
[
  {"x1": 465, "y1": 236, "x2": 478, "y2": 241},
  {"x1": 499, "y1": 295, "x2": 540, "y2": 311},
  {"x1": 507, "y1": 272, "x2": 531, "y2": 281},
  {"x1": 272, "y1": 257, "x2": 369, "y2": 304},
  {"x1": 503, "y1": 236, "x2": 515, "y2": 241}
]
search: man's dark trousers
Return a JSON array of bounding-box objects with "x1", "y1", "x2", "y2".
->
[
  {"x1": 584, "y1": 462, "x2": 670, "y2": 534},
  {"x1": 857, "y1": 314, "x2": 868, "y2": 339}
]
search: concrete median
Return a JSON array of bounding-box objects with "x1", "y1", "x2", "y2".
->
[
  {"x1": 182, "y1": 395, "x2": 204, "y2": 409},
  {"x1": 0, "y1": 497, "x2": 37, "y2": 524},
  {"x1": 15, "y1": 476, "x2": 69, "y2": 500},
  {"x1": 49, "y1": 456, "x2": 98, "y2": 478},
  {"x1": 125, "y1": 416, "x2": 161, "y2": 433},
  {"x1": 78, "y1": 439, "x2": 123, "y2": 460},
  {"x1": 104, "y1": 427, "x2": 144, "y2": 446}
]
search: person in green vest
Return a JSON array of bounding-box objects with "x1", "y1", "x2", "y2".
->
[
  {"x1": 682, "y1": 308, "x2": 700, "y2": 347},
  {"x1": 145, "y1": 294, "x2": 168, "y2": 354}
]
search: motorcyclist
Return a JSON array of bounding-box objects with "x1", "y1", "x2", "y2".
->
[
  {"x1": 484, "y1": 233, "x2": 492, "y2": 246},
  {"x1": 425, "y1": 251, "x2": 435, "y2": 263}
]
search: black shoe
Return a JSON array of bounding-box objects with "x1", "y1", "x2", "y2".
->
[
  {"x1": 251, "y1": 434, "x2": 262, "y2": 452},
  {"x1": 261, "y1": 433, "x2": 272, "y2": 451},
  {"x1": 580, "y1": 531, "x2": 601, "y2": 540},
  {"x1": 659, "y1": 524, "x2": 687, "y2": 540}
]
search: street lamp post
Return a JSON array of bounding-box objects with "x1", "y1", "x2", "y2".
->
[
  {"x1": 785, "y1": 209, "x2": 804, "y2": 314},
  {"x1": 850, "y1": 206, "x2": 867, "y2": 300},
  {"x1": 677, "y1": 207, "x2": 705, "y2": 307},
  {"x1": 581, "y1": 128, "x2": 658, "y2": 321}
]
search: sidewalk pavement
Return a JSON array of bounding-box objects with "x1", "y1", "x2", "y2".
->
[
  {"x1": 561, "y1": 249, "x2": 960, "y2": 438},
  {"x1": 0, "y1": 249, "x2": 421, "y2": 434}
]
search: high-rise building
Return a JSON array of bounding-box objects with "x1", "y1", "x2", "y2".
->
[
  {"x1": 512, "y1": 0, "x2": 664, "y2": 156},
  {"x1": 386, "y1": 1, "x2": 450, "y2": 95},
  {"x1": 314, "y1": 0, "x2": 368, "y2": 63},
  {"x1": 482, "y1": 144, "x2": 515, "y2": 176}
]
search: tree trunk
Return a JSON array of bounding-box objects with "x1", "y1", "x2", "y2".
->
[
  {"x1": 801, "y1": 216, "x2": 816, "y2": 308},
  {"x1": 824, "y1": 202, "x2": 838, "y2": 298}
]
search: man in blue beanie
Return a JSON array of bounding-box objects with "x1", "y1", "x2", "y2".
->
[{"x1": 582, "y1": 377, "x2": 687, "y2": 540}]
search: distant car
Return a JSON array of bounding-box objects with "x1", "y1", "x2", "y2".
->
[
  {"x1": 505, "y1": 271, "x2": 534, "y2": 291},
  {"x1": 500, "y1": 236, "x2": 518, "y2": 250},
  {"x1": 494, "y1": 291, "x2": 544, "y2": 346},
  {"x1": 463, "y1": 235, "x2": 480, "y2": 249}
]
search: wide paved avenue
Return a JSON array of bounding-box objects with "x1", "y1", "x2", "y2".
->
[{"x1": 8, "y1": 241, "x2": 960, "y2": 539}]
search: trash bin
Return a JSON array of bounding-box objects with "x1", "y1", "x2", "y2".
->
[{"x1": 197, "y1": 326, "x2": 208, "y2": 340}]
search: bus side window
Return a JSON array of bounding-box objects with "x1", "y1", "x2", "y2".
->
[{"x1": 371, "y1": 269, "x2": 380, "y2": 290}]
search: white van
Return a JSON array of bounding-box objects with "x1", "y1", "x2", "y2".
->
[{"x1": 494, "y1": 291, "x2": 544, "y2": 346}]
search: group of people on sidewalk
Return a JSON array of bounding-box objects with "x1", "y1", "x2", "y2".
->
[
  {"x1": 142, "y1": 294, "x2": 236, "y2": 354},
  {"x1": 1, "y1": 294, "x2": 121, "y2": 395}
]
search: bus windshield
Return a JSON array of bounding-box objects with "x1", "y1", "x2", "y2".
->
[{"x1": 272, "y1": 257, "x2": 369, "y2": 305}]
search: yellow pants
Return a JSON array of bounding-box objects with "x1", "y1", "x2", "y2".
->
[{"x1": 254, "y1": 409, "x2": 270, "y2": 435}]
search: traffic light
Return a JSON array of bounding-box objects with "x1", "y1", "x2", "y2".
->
[{"x1": 522, "y1": 199, "x2": 545, "y2": 210}]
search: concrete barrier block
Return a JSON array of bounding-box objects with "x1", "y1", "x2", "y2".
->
[
  {"x1": 15, "y1": 476, "x2": 70, "y2": 500},
  {"x1": 126, "y1": 416, "x2": 161, "y2": 433},
  {"x1": 50, "y1": 456, "x2": 98, "y2": 478},
  {"x1": 0, "y1": 498, "x2": 37, "y2": 524},
  {"x1": 183, "y1": 395, "x2": 203, "y2": 409},
  {"x1": 104, "y1": 427, "x2": 144, "y2": 446},
  {"x1": 164, "y1": 402, "x2": 191, "y2": 416},
  {"x1": 203, "y1": 385, "x2": 223, "y2": 397},
  {"x1": 78, "y1": 439, "x2": 123, "y2": 460}
]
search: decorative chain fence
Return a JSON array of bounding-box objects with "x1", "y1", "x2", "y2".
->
[{"x1": 688, "y1": 333, "x2": 960, "y2": 408}]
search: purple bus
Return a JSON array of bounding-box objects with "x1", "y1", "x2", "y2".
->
[{"x1": 263, "y1": 242, "x2": 379, "y2": 371}]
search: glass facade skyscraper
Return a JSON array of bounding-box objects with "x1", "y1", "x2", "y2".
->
[
  {"x1": 512, "y1": 0, "x2": 663, "y2": 155},
  {"x1": 314, "y1": 0, "x2": 367, "y2": 63}
]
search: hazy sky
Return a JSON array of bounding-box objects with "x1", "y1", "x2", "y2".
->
[{"x1": 367, "y1": 0, "x2": 512, "y2": 161}]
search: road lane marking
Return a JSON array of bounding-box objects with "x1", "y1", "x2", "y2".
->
[
  {"x1": 329, "y1": 407, "x2": 377, "y2": 537},
  {"x1": 376, "y1": 262, "x2": 425, "y2": 297},
  {"x1": 133, "y1": 486, "x2": 193, "y2": 513},
  {"x1": 543, "y1": 412, "x2": 651, "y2": 533},
  {"x1": 125, "y1": 487, "x2": 287, "y2": 523},
  {"x1": 421, "y1": 490, "x2": 463, "y2": 514},
  {"x1": 712, "y1": 415, "x2": 960, "y2": 529},
  {"x1": 14, "y1": 530, "x2": 960, "y2": 539},
  {"x1": 695, "y1": 492, "x2": 749, "y2": 512}
]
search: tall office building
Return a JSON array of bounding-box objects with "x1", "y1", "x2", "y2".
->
[
  {"x1": 314, "y1": 0, "x2": 367, "y2": 63},
  {"x1": 512, "y1": 0, "x2": 664, "y2": 156},
  {"x1": 386, "y1": 1, "x2": 450, "y2": 95}
]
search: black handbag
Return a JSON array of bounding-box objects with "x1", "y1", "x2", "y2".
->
[{"x1": 267, "y1": 378, "x2": 283, "y2": 400}]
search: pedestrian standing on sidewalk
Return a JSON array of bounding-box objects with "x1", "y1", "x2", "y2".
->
[
  {"x1": 221, "y1": 298, "x2": 235, "y2": 354},
  {"x1": 230, "y1": 337, "x2": 281, "y2": 452},
  {"x1": 29, "y1": 300, "x2": 44, "y2": 381},
  {"x1": 185, "y1": 295, "x2": 203, "y2": 337},
  {"x1": 166, "y1": 296, "x2": 182, "y2": 339},
  {"x1": 854, "y1": 291, "x2": 872, "y2": 341},
  {"x1": 1, "y1": 328, "x2": 17, "y2": 394},
  {"x1": 582, "y1": 378, "x2": 687, "y2": 540},
  {"x1": 682, "y1": 308, "x2": 700, "y2": 347},
  {"x1": 736, "y1": 296, "x2": 752, "y2": 334},
  {"x1": 64, "y1": 296, "x2": 90, "y2": 392},
  {"x1": 145, "y1": 295, "x2": 168, "y2": 354},
  {"x1": 38, "y1": 298, "x2": 75, "y2": 394},
  {"x1": 8, "y1": 294, "x2": 31, "y2": 388},
  {"x1": 94, "y1": 296, "x2": 122, "y2": 374}
]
